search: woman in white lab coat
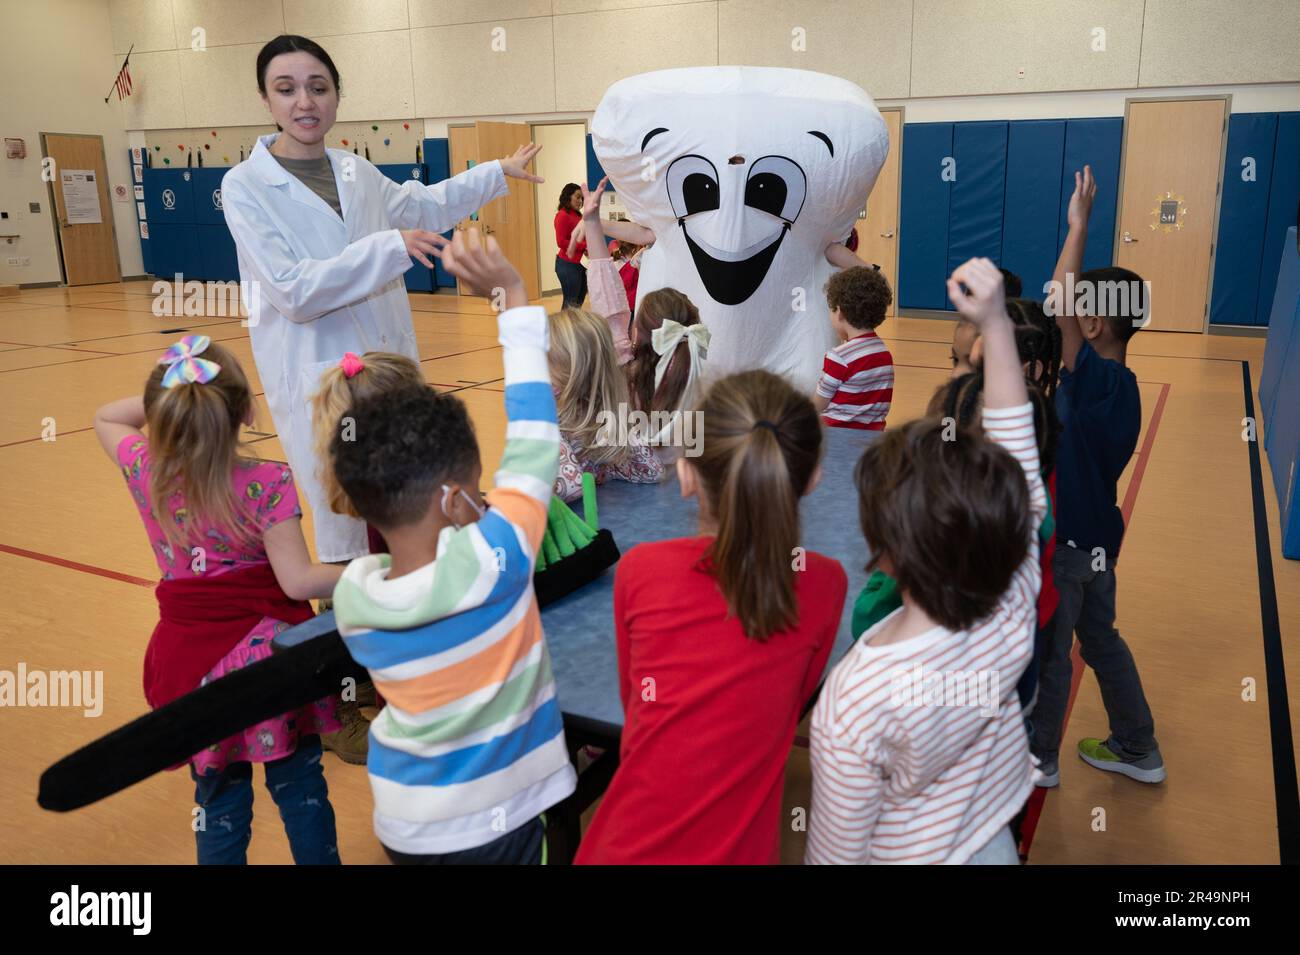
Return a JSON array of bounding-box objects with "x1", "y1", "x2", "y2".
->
[{"x1": 223, "y1": 35, "x2": 543, "y2": 563}]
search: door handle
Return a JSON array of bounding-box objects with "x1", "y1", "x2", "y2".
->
[
  {"x1": 1122, "y1": 231, "x2": 1139, "y2": 243},
  {"x1": 880, "y1": 231, "x2": 895, "y2": 238}
]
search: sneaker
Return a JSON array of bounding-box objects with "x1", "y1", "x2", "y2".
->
[
  {"x1": 1077, "y1": 737, "x2": 1165, "y2": 783},
  {"x1": 321, "y1": 699, "x2": 370, "y2": 765},
  {"x1": 1034, "y1": 758, "x2": 1060, "y2": 788}
]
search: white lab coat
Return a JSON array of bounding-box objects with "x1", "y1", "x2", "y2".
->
[{"x1": 222, "y1": 133, "x2": 507, "y2": 561}]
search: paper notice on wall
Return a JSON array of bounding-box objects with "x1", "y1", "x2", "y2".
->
[
  {"x1": 133, "y1": 164, "x2": 143, "y2": 184},
  {"x1": 131, "y1": 147, "x2": 143, "y2": 164},
  {"x1": 134, "y1": 184, "x2": 144, "y2": 200},
  {"x1": 139, "y1": 221, "x2": 149, "y2": 240},
  {"x1": 136, "y1": 201, "x2": 147, "y2": 220},
  {"x1": 61, "y1": 169, "x2": 102, "y2": 225}
]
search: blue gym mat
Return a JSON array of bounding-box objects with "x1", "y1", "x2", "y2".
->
[{"x1": 274, "y1": 426, "x2": 880, "y2": 735}]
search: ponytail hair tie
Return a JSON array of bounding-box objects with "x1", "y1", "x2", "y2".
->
[
  {"x1": 752, "y1": 419, "x2": 780, "y2": 434},
  {"x1": 157, "y1": 335, "x2": 221, "y2": 388},
  {"x1": 340, "y1": 352, "x2": 365, "y2": 379}
]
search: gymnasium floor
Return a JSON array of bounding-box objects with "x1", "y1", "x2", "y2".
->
[{"x1": 1, "y1": 279, "x2": 1296, "y2": 864}]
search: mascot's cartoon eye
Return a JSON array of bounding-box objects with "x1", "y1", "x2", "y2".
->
[
  {"x1": 666, "y1": 155, "x2": 720, "y2": 220},
  {"x1": 745, "y1": 156, "x2": 806, "y2": 224}
]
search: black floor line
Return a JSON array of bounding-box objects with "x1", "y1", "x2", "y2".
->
[{"x1": 1241, "y1": 360, "x2": 1299, "y2": 864}]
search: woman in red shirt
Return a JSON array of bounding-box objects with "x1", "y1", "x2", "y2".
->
[
  {"x1": 554, "y1": 183, "x2": 587, "y2": 307},
  {"x1": 575, "y1": 370, "x2": 848, "y2": 865}
]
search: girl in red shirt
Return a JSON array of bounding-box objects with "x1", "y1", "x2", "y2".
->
[
  {"x1": 575, "y1": 370, "x2": 848, "y2": 864},
  {"x1": 554, "y1": 183, "x2": 587, "y2": 307}
]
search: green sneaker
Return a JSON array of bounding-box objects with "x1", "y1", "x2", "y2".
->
[{"x1": 1077, "y1": 737, "x2": 1165, "y2": 783}]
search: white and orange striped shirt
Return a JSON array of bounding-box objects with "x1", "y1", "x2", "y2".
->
[{"x1": 806, "y1": 402, "x2": 1046, "y2": 864}]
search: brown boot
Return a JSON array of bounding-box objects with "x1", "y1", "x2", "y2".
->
[{"x1": 321, "y1": 697, "x2": 369, "y2": 765}]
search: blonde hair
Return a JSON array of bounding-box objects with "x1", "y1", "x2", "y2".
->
[
  {"x1": 549, "y1": 307, "x2": 633, "y2": 467},
  {"x1": 690, "y1": 370, "x2": 823, "y2": 640},
  {"x1": 309, "y1": 352, "x2": 425, "y2": 516},
  {"x1": 142, "y1": 341, "x2": 258, "y2": 552}
]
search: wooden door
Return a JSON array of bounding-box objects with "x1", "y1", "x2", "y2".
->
[
  {"x1": 447, "y1": 125, "x2": 480, "y2": 296},
  {"x1": 856, "y1": 110, "x2": 901, "y2": 317},
  {"x1": 475, "y1": 121, "x2": 541, "y2": 302},
  {"x1": 1116, "y1": 99, "x2": 1226, "y2": 332},
  {"x1": 42, "y1": 133, "x2": 121, "y2": 286}
]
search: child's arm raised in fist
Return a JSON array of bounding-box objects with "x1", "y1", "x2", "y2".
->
[
  {"x1": 437, "y1": 228, "x2": 527, "y2": 311},
  {"x1": 947, "y1": 257, "x2": 1024, "y2": 411}
]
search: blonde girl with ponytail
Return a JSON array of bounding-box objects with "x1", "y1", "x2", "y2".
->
[
  {"x1": 575, "y1": 369, "x2": 848, "y2": 865},
  {"x1": 309, "y1": 351, "x2": 426, "y2": 520},
  {"x1": 549, "y1": 306, "x2": 663, "y2": 501},
  {"x1": 93, "y1": 335, "x2": 343, "y2": 865}
]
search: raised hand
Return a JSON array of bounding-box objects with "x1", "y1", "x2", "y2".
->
[
  {"x1": 401, "y1": 229, "x2": 448, "y2": 269},
  {"x1": 499, "y1": 143, "x2": 544, "y2": 184},
  {"x1": 580, "y1": 177, "x2": 609, "y2": 218},
  {"x1": 438, "y1": 228, "x2": 526, "y2": 310},
  {"x1": 946, "y1": 257, "x2": 1009, "y2": 328},
  {"x1": 1067, "y1": 165, "x2": 1096, "y2": 230}
]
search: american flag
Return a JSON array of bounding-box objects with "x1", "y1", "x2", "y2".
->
[{"x1": 105, "y1": 45, "x2": 134, "y2": 103}]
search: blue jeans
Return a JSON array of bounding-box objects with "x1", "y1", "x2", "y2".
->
[
  {"x1": 383, "y1": 816, "x2": 545, "y2": 865},
  {"x1": 191, "y1": 735, "x2": 339, "y2": 865},
  {"x1": 555, "y1": 256, "x2": 587, "y2": 307},
  {"x1": 1029, "y1": 546, "x2": 1158, "y2": 763}
]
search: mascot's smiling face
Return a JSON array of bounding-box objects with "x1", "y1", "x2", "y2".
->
[{"x1": 592, "y1": 67, "x2": 889, "y2": 309}]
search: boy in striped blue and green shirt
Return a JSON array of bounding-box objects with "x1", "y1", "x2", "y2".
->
[{"x1": 330, "y1": 230, "x2": 575, "y2": 864}]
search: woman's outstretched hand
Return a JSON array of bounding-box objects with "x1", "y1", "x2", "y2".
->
[{"x1": 500, "y1": 143, "x2": 545, "y2": 184}]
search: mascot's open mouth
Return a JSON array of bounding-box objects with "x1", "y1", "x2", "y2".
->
[{"x1": 681, "y1": 222, "x2": 788, "y2": 306}]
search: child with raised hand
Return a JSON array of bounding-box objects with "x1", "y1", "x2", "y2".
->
[
  {"x1": 1032, "y1": 165, "x2": 1163, "y2": 787},
  {"x1": 548, "y1": 180, "x2": 663, "y2": 500},
  {"x1": 813, "y1": 265, "x2": 894, "y2": 430},
  {"x1": 576, "y1": 369, "x2": 847, "y2": 865},
  {"x1": 580, "y1": 181, "x2": 711, "y2": 460},
  {"x1": 329, "y1": 229, "x2": 576, "y2": 865},
  {"x1": 806, "y1": 257, "x2": 1046, "y2": 865},
  {"x1": 93, "y1": 337, "x2": 343, "y2": 865}
]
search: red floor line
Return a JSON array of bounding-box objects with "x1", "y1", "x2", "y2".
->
[
  {"x1": 1018, "y1": 381, "x2": 1171, "y2": 859},
  {"x1": 0, "y1": 425, "x2": 95, "y2": 449},
  {"x1": 0, "y1": 543, "x2": 154, "y2": 588}
]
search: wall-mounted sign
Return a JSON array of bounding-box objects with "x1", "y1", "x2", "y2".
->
[
  {"x1": 1149, "y1": 192, "x2": 1187, "y2": 234},
  {"x1": 61, "y1": 169, "x2": 102, "y2": 224}
]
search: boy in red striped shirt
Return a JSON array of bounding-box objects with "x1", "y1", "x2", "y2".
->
[
  {"x1": 813, "y1": 266, "x2": 894, "y2": 430},
  {"x1": 806, "y1": 258, "x2": 1044, "y2": 865}
]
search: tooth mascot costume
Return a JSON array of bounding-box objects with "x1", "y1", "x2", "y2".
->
[{"x1": 591, "y1": 67, "x2": 890, "y2": 391}]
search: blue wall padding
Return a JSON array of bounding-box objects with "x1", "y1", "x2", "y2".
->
[
  {"x1": 1213, "y1": 113, "x2": 1279, "y2": 326},
  {"x1": 421, "y1": 138, "x2": 457, "y2": 288},
  {"x1": 143, "y1": 168, "x2": 197, "y2": 226},
  {"x1": 189, "y1": 168, "x2": 227, "y2": 226},
  {"x1": 586, "y1": 133, "x2": 609, "y2": 193},
  {"x1": 1260, "y1": 228, "x2": 1300, "y2": 441},
  {"x1": 377, "y1": 163, "x2": 435, "y2": 292},
  {"x1": 423, "y1": 138, "x2": 450, "y2": 184},
  {"x1": 1002, "y1": 120, "x2": 1067, "y2": 302},
  {"x1": 196, "y1": 224, "x2": 239, "y2": 282},
  {"x1": 1057, "y1": 118, "x2": 1123, "y2": 272},
  {"x1": 946, "y1": 121, "x2": 1009, "y2": 309},
  {"x1": 1258, "y1": 229, "x2": 1300, "y2": 558},
  {"x1": 1258, "y1": 113, "x2": 1300, "y2": 326},
  {"x1": 147, "y1": 222, "x2": 201, "y2": 280},
  {"x1": 898, "y1": 122, "x2": 954, "y2": 310}
]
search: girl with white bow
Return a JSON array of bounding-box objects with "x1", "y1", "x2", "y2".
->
[{"x1": 578, "y1": 179, "x2": 711, "y2": 462}]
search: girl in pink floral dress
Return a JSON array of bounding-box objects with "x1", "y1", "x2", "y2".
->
[{"x1": 94, "y1": 335, "x2": 344, "y2": 864}]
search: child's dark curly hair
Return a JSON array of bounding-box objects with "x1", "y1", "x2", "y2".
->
[
  {"x1": 330, "y1": 386, "x2": 480, "y2": 528},
  {"x1": 825, "y1": 266, "x2": 892, "y2": 331}
]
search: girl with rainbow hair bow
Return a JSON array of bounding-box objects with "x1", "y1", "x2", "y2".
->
[{"x1": 91, "y1": 334, "x2": 345, "y2": 865}]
